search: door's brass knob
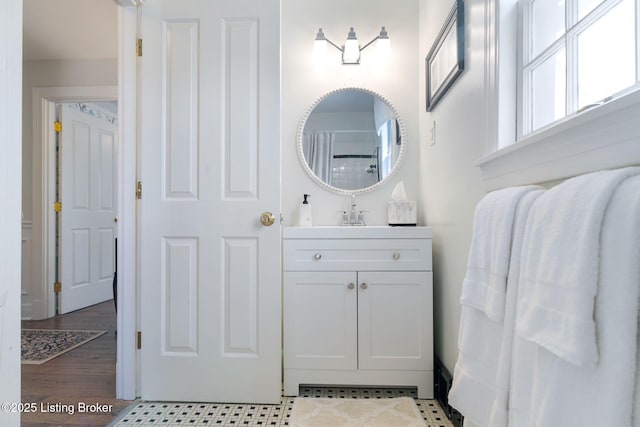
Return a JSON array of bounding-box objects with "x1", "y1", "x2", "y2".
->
[{"x1": 260, "y1": 212, "x2": 275, "y2": 226}]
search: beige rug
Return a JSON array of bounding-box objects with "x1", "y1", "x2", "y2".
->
[{"x1": 289, "y1": 397, "x2": 427, "y2": 427}]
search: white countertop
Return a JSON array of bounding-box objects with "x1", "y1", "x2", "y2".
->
[{"x1": 283, "y1": 226, "x2": 432, "y2": 239}]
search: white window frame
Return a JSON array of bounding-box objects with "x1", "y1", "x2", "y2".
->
[{"x1": 477, "y1": 0, "x2": 640, "y2": 190}]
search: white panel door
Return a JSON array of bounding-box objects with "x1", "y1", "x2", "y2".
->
[
  {"x1": 357, "y1": 271, "x2": 433, "y2": 371},
  {"x1": 139, "y1": 0, "x2": 281, "y2": 403},
  {"x1": 284, "y1": 272, "x2": 358, "y2": 370},
  {"x1": 60, "y1": 103, "x2": 117, "y2": 314}
]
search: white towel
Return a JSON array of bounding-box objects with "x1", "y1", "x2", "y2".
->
[
  {"x1": 516, "y1": 167, "x2": 640, "y2": 367},
  {"x1": 449, "y1": 188, "x2": 543, "y2": 426},
  {"x1": 460, "y1": 185, "x2": 542, "y2": 321},
  {"x1": 448, "y1": 306, "x2": 503, "y2": 426},
  {"x1": 510, "y1": 173, "x2": 640, "y2": 426},
  {"x1": 488, "y1": 190, "x2": 544, "y2": 427},
  {"x1": 508, "y1": 325, "x2": 538, "y2": 426}
]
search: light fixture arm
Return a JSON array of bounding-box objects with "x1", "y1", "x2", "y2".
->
[
  {"x1": 362, "y1": 26, "x2": 389, "y2": 52},
  {"x1": 360, "y1": 36, "x2": 380, "y2": 52},
  {"x1": 325, "y1": 37, "x2": 343, "y2": 53},
  {"x1": 316, "y1": 28, "x2": 343, "y2": 53}
]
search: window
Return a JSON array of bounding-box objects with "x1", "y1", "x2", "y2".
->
[
  {"x1": 477, "y1": 0, "x2": 640, "y2": 190},
  {"x1": 519, "y1": 0, "x2": 640, "y2": 136}
]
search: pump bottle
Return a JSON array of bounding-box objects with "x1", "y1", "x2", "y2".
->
[{"x1": 299, "y1": 194, "x2": 312, "y2": 227}]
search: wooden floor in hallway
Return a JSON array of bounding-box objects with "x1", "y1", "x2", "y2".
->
[{"x1": 21, "y1": 300, "x2": 132, "y2": 426}]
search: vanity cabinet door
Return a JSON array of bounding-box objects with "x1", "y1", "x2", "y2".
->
[
  {"x1": 284, "y1": 271, "x2": 357, "y2": 370},
  {"x1": 357, "y1": 271, "x2": 433, "y2": 371}
]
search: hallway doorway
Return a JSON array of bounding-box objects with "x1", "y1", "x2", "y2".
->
[{"x1": 21, "y1": 89, "x2": 123, "y2": 424}]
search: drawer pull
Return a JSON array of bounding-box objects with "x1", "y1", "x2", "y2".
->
[
  {"x1": 360, "y1": 282, "x2": 368, "y2": 290},
  {"x1": 347, "y1": 283, "x2": 355, "y2": 290},
  {"x1": 392, "y1": 252, "x2": 401, "y2": 260},
  {"x1": 313, "y1": 253, "x2": 322, "y2": 260}
]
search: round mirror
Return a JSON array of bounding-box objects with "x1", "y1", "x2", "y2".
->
[{"x1": 297, "y1": 88, "x2": 406, "y2": 194}]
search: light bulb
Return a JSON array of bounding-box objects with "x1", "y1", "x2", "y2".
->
[
  {"x1": 314, "y1": 28, "x2": 327, "y2": 62},
  {"x1": 342, "y1": 27, "x2": 360, "y2": 64},
  {"x1": 377, "y1": 26, "x2": 390, "y2": 54}
]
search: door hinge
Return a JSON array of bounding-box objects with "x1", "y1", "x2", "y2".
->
[
  {"x1": 137, "y1": 38, "x2": 143, "y2": 57},
  {"x1": 53, "y1": 201, "x2": 62, "y2": 213},
  {"x1": 54, "y1": 121, "x2": 62, "y2": 133},
  {"x1": 137, "y1": 331, "x2": 142, "y2": 349},
  {"x1": 136, "y1": 181, "x2": 142, "y2": 200},
  {"x1": 53, "y1": 282, "x2": 62, "y2": 293}
]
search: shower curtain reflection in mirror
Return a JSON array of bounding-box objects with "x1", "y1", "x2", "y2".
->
[{"x1": 303, "y1": 132, "x2": 335, "y2": 184}]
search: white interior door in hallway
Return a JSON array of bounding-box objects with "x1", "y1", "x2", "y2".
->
[
  {"x1": 60, "y1": 102, "x2": 117, "y2": 314},
  {"x1": 139, "y1": 0, "x2": 281, "y2": 403}
]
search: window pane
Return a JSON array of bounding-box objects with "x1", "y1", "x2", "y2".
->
[
  {"x1": 532, "y1": 47, "x2": 566, "y2": 131},
  {"x1": 578, "y1": 0, "x2": 604, "y2": 20},
  {"x1": 577, "y1": 0, "x2": 635, "y2": 108},
  {"x1": 532, "y1": 0, "x2": 565, "y2": 59}
]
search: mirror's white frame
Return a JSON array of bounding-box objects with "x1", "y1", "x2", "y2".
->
[{"x1": 297, "y1": 87, "x2": 407, "y2": 195}]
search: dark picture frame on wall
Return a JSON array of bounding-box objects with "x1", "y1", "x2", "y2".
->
[{"x1": 425, "y1": 0, "x2": 465, "y2": 112}]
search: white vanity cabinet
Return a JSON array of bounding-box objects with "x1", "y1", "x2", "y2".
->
[{"x1": 283, "y1": 227, "x2": 434, "y2": 399}]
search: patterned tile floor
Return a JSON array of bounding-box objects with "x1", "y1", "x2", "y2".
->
[{"x1": 110, "y1": 387, "x2": 453, "y2": 427}]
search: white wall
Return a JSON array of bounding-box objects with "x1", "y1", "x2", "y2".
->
[
  {"x1": 282, "y1": 0, "x2": 420, "y2": 226},
  {"x1": 418, "y1": 0, "x2": 487, "y2": 373}
]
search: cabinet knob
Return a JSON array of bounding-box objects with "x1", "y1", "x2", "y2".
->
[
  {"x1": 347, "y1": 283, "x2": 355, "y2": 290},
  {"x1": 360, "y1": 282, "x2": 368, "y2": 290},
  {"x1": 392, "y1": 252, "x2": 401, "y2": 260},
  {"x1": 313, "y1": 253, "x2": 322, "y2": 260}
]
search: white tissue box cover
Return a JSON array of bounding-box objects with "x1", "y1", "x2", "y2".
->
[{"x1": 388, "y1": 201, "x2": 417, "y2": 225}]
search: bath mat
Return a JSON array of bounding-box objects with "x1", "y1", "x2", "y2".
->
[
  {"x1": 21, "y1": 329, "x2": 107, "y2": 365},
  {"x1": 289, "y1": 397, "x2": 427, "y2": 427}
]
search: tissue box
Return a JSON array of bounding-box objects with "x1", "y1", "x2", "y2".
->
[{"x1": 388, "y1": 201, "x2": 417, "y2": 226}]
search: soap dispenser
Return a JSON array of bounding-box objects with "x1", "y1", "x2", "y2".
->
[{"x1": 299, "y1": 194, "x2": 312, "y2": 227}]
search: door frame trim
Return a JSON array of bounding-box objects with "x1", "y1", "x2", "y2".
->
[
  {"x1": 0, "y1": 0, "x2": 23, "y2": 422},
  {"x1": 116, "y1": 4, "x2": 138, "y2": 400}
]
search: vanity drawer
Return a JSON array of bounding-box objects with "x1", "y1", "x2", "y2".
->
[{"x1": 283, "y1": 238, "x2": 432, "y2": 272}]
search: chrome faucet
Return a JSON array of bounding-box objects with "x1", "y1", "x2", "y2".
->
[
  {"x1": 342, "y1": 193, "x2": 366, "y2": 226},
  {"x1": 350, "y1": 194, "x2": 357, "y2": 224}
]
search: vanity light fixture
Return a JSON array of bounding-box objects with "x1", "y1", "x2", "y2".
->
[{"x1": 314, "y1": 26, "x2": 390, "y2": 65}]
